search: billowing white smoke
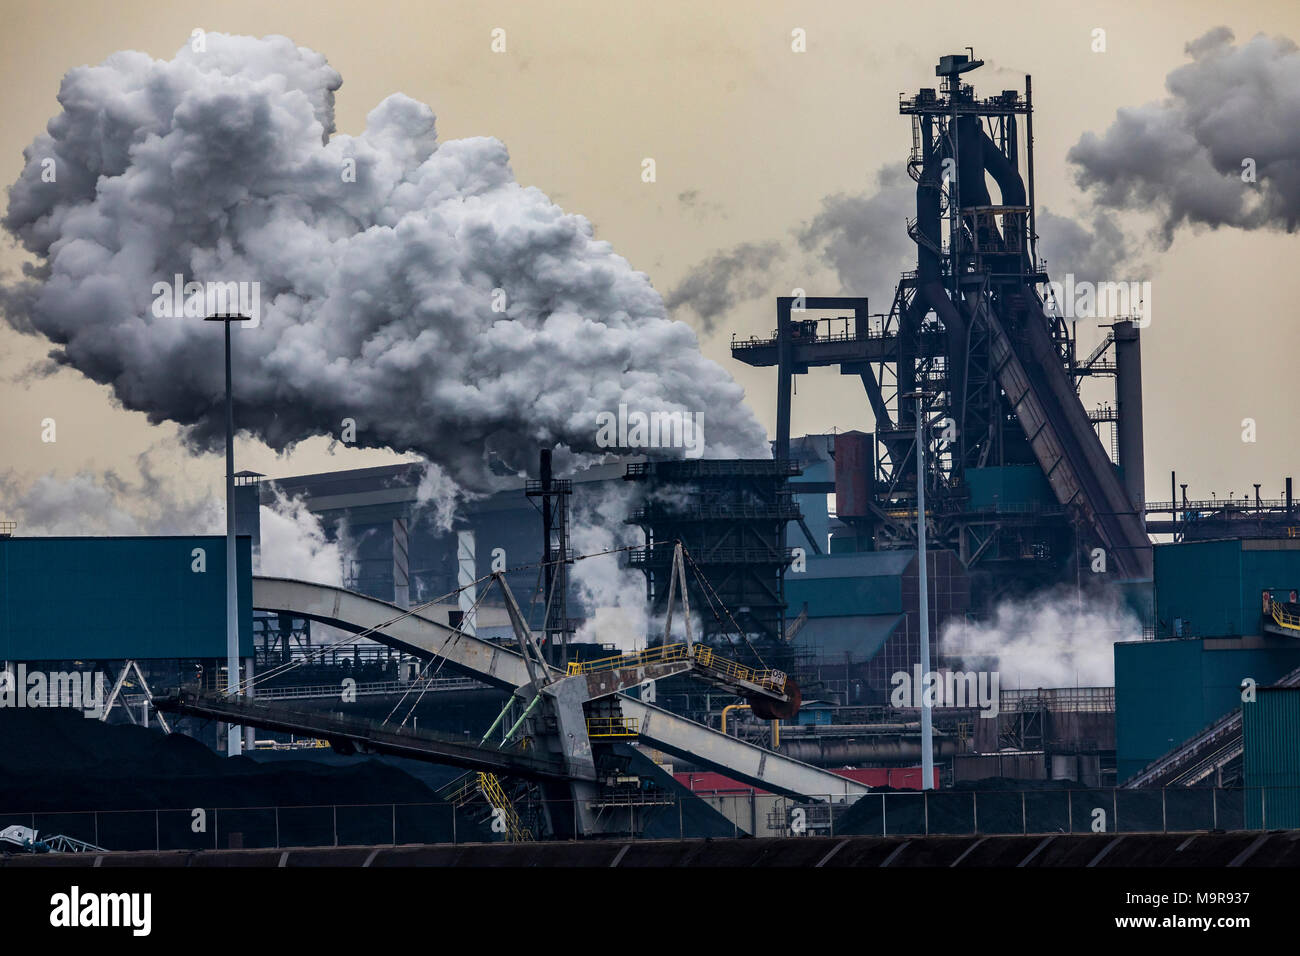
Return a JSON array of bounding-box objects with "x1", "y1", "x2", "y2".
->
[
  {"x1": 257, "y1": 487, "x2": 346, "y2": 585},
  {"x1": 413, "y1": 461, "x2": 473, "y2": 534},
  {"x1": 1, "y1": 33, "x2": 768, "y2": 498},
  {"x1": 940, "y1": 588, "x2": 1143, "y2": 688},
  {"x1": 569, "y1": 483, "x2": 650, "y2": 652},
  {"x1": 0, "y1": 461, "x2": 349, "y2": 586}
]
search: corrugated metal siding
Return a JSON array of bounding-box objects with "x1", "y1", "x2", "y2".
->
[
  {"x1": 0, "y1": 536, "x2": 252, "y2": 660},
  {"x1": 1115, "y1": 637, "x2": 1300, "y2": 782},
  {"x1": 1243, "y1": 687, "x2": 1300, "y2": 828}
]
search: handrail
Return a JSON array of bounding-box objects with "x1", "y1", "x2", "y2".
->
[
  {"x1": 1272, "y1": 603, "x2": 1300, "y2": 632},
  {"x1": 478, "y1": 772, "x2": 533, "y2": 842},
  {"x1": 694, "y1": 646, "x2": 787, "y2": 694},
  {"x1": 567, "y1": 642, "x2": 689, "y2": 676},
  {"x1": 586, "y1": 717, "x2": 640, "y2": 738}
]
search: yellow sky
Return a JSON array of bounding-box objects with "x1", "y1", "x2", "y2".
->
[{"x1": 1, "y1": 0, "x2": 1297, "y2": 506}]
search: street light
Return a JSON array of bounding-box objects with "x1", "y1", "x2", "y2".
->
[
  {"x1": 901, "y1": 389, "x2": 935, "y2": 790},
  {"x1": 206, "y1": 312, "x2": 253, "y2": 757}
]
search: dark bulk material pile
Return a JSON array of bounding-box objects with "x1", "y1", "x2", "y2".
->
[{"x1": 0, "y1": 708, "x2": 496, "y2": 850}]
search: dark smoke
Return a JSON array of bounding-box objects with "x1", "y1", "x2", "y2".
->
[
  {"x1": 663, "y1": 240, "x2": 782, "y2": 329},
  {"x1": 1069, "y1": 28, "x2": 1300, "y2": 242},
  {"x1": 796, "y1": 164, "x2": 916, "y2": 297},
  {"x1": 666, "y1": 163, "x2": 915, "y2": 324}
]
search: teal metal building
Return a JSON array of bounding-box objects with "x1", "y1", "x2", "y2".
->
[
  {"x1": 1243, "y1": 686, "x2": 1300, "y2": 828},
  {"x1": 0, "y1": 536, "x2": 252, "y2": 661},
  {"x1": 1115, "y1": 538, "x2": 1300, "y2": 781},
  {"x1": 1115, "y1": 636, "x2": 1300, "y2": 782},
  {"x1": 1153, "y1": 538, "x2": 1300, "y2": 638}
]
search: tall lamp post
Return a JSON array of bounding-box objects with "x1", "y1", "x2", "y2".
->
[
  {"x1": 902, "y1": 389, "x2": 935, "y2": 790},
  {"x1": 206, "y1": 313, "x2": 253, "y2": 756}
]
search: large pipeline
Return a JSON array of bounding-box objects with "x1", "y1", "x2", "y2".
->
[{"x1": 777, "y1": 734, "x2": 963, "y2": 766}]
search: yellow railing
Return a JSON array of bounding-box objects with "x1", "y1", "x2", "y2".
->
[
  {"x1": 693, "y1": 646, "x2": 787, "y2": 694},
  {"x1": 566, "y1": 642, "x2": 689, "y2": 676},
  {"x1": 478, "y1": 772, "x2": 533, "y2": 842},
  {"x1": 565, "y1": 642, "x2": 786, "y2": 696},
  {"x1": 586, "y1": 716, "x2": 640, "y2": 738},
  {"x1": 1272, "y1": 604, "x2": 1300, "y2": 632}
]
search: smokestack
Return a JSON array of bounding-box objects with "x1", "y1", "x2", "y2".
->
[
  {"x1": 1287, "y1": 477, "x2": 1293, "y2": 517},
  {"x1": 1113, "y1": 321, "x2": 1145, "y2": 517}
]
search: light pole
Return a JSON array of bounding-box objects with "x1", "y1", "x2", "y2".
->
[
  {"x1": 902, "y1": 389, "x2": 935, "y2": 790},
  {"x1": 206, "y1": 312, "x2": 253, "y2": 756}
]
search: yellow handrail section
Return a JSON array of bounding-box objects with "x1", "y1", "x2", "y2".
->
[
  {"x1": 478, "y1": 772, "x2": 533, "y2": 842},
  {"x1": 693, "y1": 645, "x2": 787, "y2": 694},
  {"x1": 1272, "y1": 603, "x2": 1300, "y2": 632},
  {"x1": 585, "y1": 716, "x2": 640, "y2": 738},
  {"x1": 566, "y1": 642, "x2": 689, "y2": 676}
]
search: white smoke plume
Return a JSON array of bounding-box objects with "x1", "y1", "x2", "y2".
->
[
  {"x1": 568, "y1": 482, "x2": 650, "y2": 652},
  {"x1": 0, "y1": 462, "x2": 349, "y2": 586},
  {"x1": 257, "y1": 486, "x2": 346, "y2": 585},
  {"x1": 1069, "y1": 28, "x2": 1300, "y2": 242},
  {"x1": 412, "y1": 460, "x2": 474, "y2": 534},
  {"x1": 1, "y1": 33, "x2": 768, "y2": 501},
  {"x1": 940, "y1": 587, "x2": 1143, "y2": 688}
]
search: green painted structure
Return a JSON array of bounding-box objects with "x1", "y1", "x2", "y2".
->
[
  {"x1": 1243, "y1": 686, "x2": 1300, "y2": 828},
  {"x1": 1153, "y1": 538, "x2": 1300, "y2": 638},
  {"x1": 0, "y1": 536, "x2": 252, "y2": 661},
  {"x1": 1115, "y1": 636, "x2": 1300, "y2": 782},
  {"x1": 964, "y1": 464, "x2": 1057, "y2": 511}
]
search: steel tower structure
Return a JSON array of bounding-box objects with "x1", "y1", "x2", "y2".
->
[{"x1": 734, "y1": 51, "x2": 1152, "y2": 604}]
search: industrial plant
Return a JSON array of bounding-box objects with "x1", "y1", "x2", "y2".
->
[{"x1": 0, "y1": 21, "x2": 1298, "y2": 901}]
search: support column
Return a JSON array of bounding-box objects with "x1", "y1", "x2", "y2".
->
[
  {"x1": 393, "y1": 516, "x2": 409, "y2": 610},
  {"x1": 457, "y1": 530, "x2": 477, "y2": 636}
]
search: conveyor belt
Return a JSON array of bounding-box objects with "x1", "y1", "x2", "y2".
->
[{"x1": 251, "y1": 577, "x2": 869, "y2": 802}]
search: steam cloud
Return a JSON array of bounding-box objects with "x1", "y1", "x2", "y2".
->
[
  {"x1": 568, "y1": 482, "x2": 650, "y2": 652},
  {"x1": 666, "y1": 164, "x2": 915, "y2": 324},
  {"x1": 940, "y1": 588, "x2": 1143, "y2": 688},
  {"x1": 1, "y1": 33, "x2": 768, "y2": 499},
  {"x1": 257, "y1": 486, "x2": 346, "y2": 585},
  {"x1": 0, "y1": 460, "x2": 347, "y2": 585},
  {"x1": 663, "y1": 241, "x2": 782, "y2": 330},
  {"x1": 796, "y1": 164, "x2": 917, "y2": 298},
  {"x1": 1069, "y1": 28, "x2": 1300, "y2": 242}
]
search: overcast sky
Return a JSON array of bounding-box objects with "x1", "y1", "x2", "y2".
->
[{"x1": 1, "y1": 0, "x2": 1297, "y2": 518}]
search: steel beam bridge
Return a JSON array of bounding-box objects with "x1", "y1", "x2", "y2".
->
[{"x1": 249, "y1": 577, "x2": 869, "y2": 806}]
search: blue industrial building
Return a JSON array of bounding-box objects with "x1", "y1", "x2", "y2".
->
[
  {"x1": 1115, "y1": 537, "x2": 1300, "y2": 782},
  {"x1": 0, "y1": 535, "x2": 252, "y2": 662}
]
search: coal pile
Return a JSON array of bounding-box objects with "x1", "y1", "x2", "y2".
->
[{"x1": 0, "y1": 709, "x2": 496, "y2": 850}]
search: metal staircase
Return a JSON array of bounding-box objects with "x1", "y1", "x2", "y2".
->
[{"x1": 439, "y1": 771, "x2": 535, "y2": 842}]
